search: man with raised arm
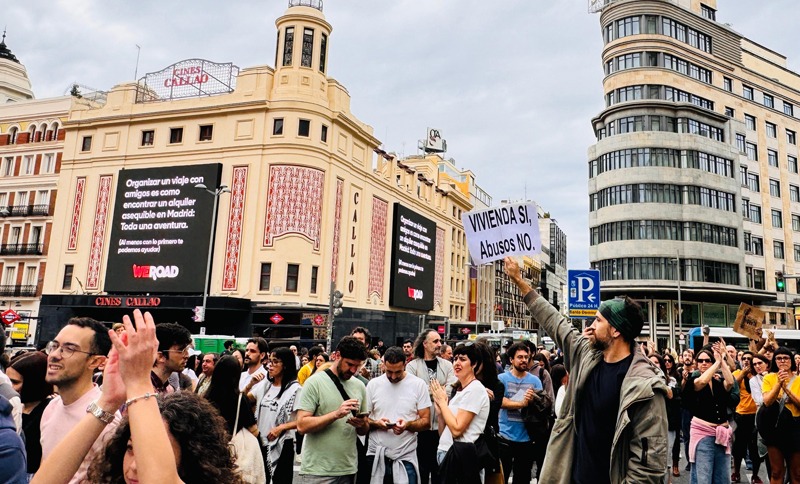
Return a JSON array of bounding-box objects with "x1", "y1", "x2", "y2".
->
[{"x1": 504, "y1": 257, "x2": 669, "y2": 484}]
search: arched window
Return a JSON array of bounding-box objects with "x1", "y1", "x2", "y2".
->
[
  {"x1": 8, "y1": 127, "x2": 18, "y2": 145},
  {"x1": 49, "y1": 122, "x2": 60, "y2": 142},
  {"x1": 28, "y1": 125, "x2": 36, "y2": 143},
  {"x1": 39, "y1": 123, "x2": 48, "y2": 142}
]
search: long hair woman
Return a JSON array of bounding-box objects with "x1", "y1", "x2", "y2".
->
[
  {"x1": 650, "y1": 353, "x2": 679, "y2": 483},
  {"x1": 249, "y1": 347, "x2": 300, "y2": 483},
  {"x1": 662, "y1": 351, "x2": 683, "y2": 478},
  {"x1": 7, "y1": 351, "x2": 53, "y2": 477},
  {"x1": 760, "y1": 346, "x2": 800, "y2": 484},
  {"x1": 204, "y1": 355, "x2": 259, "y2": 438},
  {"x1": 430, "y1": 342, "x2": 490, "y2": 484}
]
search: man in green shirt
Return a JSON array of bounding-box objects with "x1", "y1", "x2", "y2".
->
[{"x1": 297, "y1": 336, "x2": 369, "y2": 483}]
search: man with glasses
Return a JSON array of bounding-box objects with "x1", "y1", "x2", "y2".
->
[
  {"x1": 732, "y1": 351, "x2": 764, "y2": 483},
  {"x1": 406, "y1": 329, "x2": 455, "y2": 484},
  {"x1": 40, "y1": 317, "x2": 118, "y2": 484},
  {"x1": 151, "y1": 323, "x2": 192, "y2": 395}
]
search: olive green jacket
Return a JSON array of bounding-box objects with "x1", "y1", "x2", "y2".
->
[{"x1": 525, "y1": 294, "x2": 669, "y2": 484}]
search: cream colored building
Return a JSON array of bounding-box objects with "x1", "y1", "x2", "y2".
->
[
  {"x1": 589, "y1": 0, "x2": 800, "y2": 347},
  {"x1": 39, "y1": 1, "x2": 474, "y2": 345}
]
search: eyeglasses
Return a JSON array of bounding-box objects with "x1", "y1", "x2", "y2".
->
[
  {"x1": 46, "y1": 341, "x2": 97, "y2": 359},
  {"x1": 268, "y1": 359, "x2": 282, "y2": 365},
  {"x1": 753, "y1": 361, "x2": 765, "y2": 366},
  {"x1": 775, "y1": 356, "x2": 792, "y2": 362},
  {"x1": 696, "y1": 358, "x2": 713, "y2": 363},
  {"x1": 165, "y1": 346, "x2": 189, "y2": 355},
  {"x1": 742, "y1": 357, "x2": 753, "y2": 361},
  {"x1": 456, "y1": 341, "x2": 474, "y2": 347}
]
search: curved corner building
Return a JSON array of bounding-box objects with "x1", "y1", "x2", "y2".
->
[{"x1": 588, "y1": 0, "x2": 800, "y2": 346}]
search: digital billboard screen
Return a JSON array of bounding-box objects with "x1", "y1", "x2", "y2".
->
[
  {"x1": 104, "y1": 163, "x2": 222, "y2": 294},
  {"x1": 389, "y1": 203, "x2": 437, "y2": 311}
]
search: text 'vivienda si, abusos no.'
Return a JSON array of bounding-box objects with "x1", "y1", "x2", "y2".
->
[{"x1": 461, "y1": 202, "x2": 542, "y2": 264}]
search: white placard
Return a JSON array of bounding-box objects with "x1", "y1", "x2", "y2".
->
[{"x1": 461, "y1": 202, "x2": 541, "y2": 264}]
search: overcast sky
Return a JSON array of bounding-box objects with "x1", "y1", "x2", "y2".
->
[{"x1": 5, "y1": 1, "x2": 799, "y2": 269}]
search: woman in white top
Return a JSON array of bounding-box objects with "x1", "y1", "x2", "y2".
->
[
  {"x1": 247, "y1": 347, "x2": 300, "y2": 483},
  {"x1": 430, "y1": 342, "x2": 490, "y2": 469}
]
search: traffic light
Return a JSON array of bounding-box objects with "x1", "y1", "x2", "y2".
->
[
  {"x1": 776, "y1": 271, "x2": 785, "y2": 292},
  {"x1": 332, "y1": 290, "x2": 343, "y2": 317},
  {"x1": 193, "y1": 305, "x2": 205, "y2": 322}
]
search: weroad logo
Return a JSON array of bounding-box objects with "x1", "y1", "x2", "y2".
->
[
  {"x1": 132, "y1": 264, "x2": 180, "y2": 281},
  {"x1": 407, "y1": 287, "x2": 424, "y2": 300}
]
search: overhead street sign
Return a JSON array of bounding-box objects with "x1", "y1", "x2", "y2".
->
[
  {"x1": 1, "y1": 309, "x2": 20, "y2": 326},
  {"x1": 568, "y1": 269, "x2": 601, "y2": 319}
]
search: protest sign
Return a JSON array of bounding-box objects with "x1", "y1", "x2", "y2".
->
[
  {"x1": 461, "y1": 202, "x2": 541, "y2": 264},
  {"x1": 732, "y1": 303, "x2": 765, "y2": 340}
]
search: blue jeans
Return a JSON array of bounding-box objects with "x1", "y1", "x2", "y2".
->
[{"x1": 691, "y1": 435, "x2": 731, "y2": 484}]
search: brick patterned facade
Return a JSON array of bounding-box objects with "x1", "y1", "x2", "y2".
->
[
  {"x1": 67, "y1": 177, "x2": 86, "y2": 251},
  {"x1": 367, "y1": 197, "x2": 388, "y2": 300},
  {"x1": 264, "y1": 165, "x2": 324, "y2": 250},
  {"x1": 435, "y1": 227, "x2": 445, "y2": 309},
  {"x1": 330, "y1": 179, "x2": 343, "y2": 282},
  {"x1": 222, "y1": 166, "x2": 248, "y2": 291},
  {"x1": 86, "y1": 175, "x2": 112, "y2": 290}
]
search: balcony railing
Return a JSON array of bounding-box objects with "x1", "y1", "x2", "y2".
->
[
  {"x1": 0, "y1": 244, "x2": 43, "y2": 256},
  {"x1": 0, "y1": 285, "x2": 37, "y2": 297},
  {"x1": 0, "y1": 205, "x2": 50, "y2": 217},
  {"x1": 289, "y1": 0, "x2": 323, "y2": 11}
]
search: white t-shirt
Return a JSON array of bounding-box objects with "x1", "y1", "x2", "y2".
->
[
  {"x1": 366, "y1": 373, "x2": 431, "y2": 453},
  {"x1": 254, "y1": 382, "x2": 300, "y2": 446},
  {"x1": 437, "y1": 380, "x2": 490, "y2": 453},
  {"x1": 555, "y1": 385, "x2": 566, "y2": 418},
  {"x1": 239, "y1": 365, "x2": 268, "y2": 391}
]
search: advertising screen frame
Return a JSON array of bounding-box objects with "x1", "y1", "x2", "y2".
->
[{"x1": 388, "y1": 203, "x2": 437, "y2": 311}]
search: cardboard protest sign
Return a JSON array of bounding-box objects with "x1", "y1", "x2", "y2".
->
[
  {"x1": 461, "y1": 202, "x2": 541, "y2": 264},
  {"x1": 732, "y1": 303, "x2": 765, "y2": 340}
]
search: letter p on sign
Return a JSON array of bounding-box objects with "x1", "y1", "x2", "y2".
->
[{"x1": 568, "y1": 270, "x2": 601, "y2": 319}]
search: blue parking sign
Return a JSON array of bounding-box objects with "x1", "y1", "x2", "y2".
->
[{"x1": 568, "y1": 270, "x2": 601, "y2": 319}]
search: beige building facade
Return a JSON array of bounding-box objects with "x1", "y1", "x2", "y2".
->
[
  {"x1": 589, "y1": 0, "x2": 800, "y2": 348},
  {"x1": 39, "y1": 2, "x2": 474, "y2": 345}
]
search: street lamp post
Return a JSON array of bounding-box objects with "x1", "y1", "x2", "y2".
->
[
  {"x1": 194, "y1": 183, "x2": 230, "y2": 322},
  {"x1": 670, "y1": 254, "x2": 682, "y2": 351}
]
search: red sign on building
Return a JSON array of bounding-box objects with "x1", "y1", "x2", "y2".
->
[
  {"x1": 313, "y1": 315, "x2": 325, "y2": 325},
  {"x1": 1, "y1": 309, "x2": 21, "y2": 326},
  {"x1": 270, "y1": 314, "x2": 284, "y2": 324}
]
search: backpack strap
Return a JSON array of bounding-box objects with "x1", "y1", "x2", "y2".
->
[{"x1": 325, "y1": 369, "x2": 356, "y2": 416}]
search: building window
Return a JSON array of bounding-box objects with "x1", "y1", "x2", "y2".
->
[
  {"x1": 792, "y1": 185, "x2": 800, "y2": 202},
  {"x1": 747, "y1": 172, "x2": 760, "y2": 192},
  {"x1": 319, "y1": 33, "x2": 328, "y2": 73},
  {"x1": 774, "y1": 240, "x2": 785, "y2": 259},
  {"x1": 23, "y1": 156, "x2": 34, "y2": 175},
  {"x1": 790, "y1": 155, "x2": 798, "y2": 174},
  {"x1": 763, "y1": 93, "x2": 774, "y2": 109},
  {"x1": 724, "y1": 107, "x2": 734, "y2": 117},
  {"x1": 745, "y1": 114, "x2": 756, "y2": 130},
  {"x1": 199, "y1": 125, "x2": 213, "y2": 141},
  {"x1": 723, "y1": 77, "x2": 732, "y2": 92},
  {"x1": 273, "y1": 118, "x2": 284, "y2": 136},
  {"x1": 701, "y1": 4, "x2": 716, "y2": 20},
  {"x1": 766, "y1": 122, "x2": 777, "y2": 138},
  {"x1": 795, "y1": 245, "x2": 800, "y2": 262},
  {"x1": 772, "y1": 209, "x2": 783, "y2": 228},
  {"x1": 736, "y1": 133, "x2": 746, "y2": 153},
  {"x1": 169, "y1": 127, "x2": 183, "y2": 144},
  {"x1": 788, "y1": 129, "x2": 797, "y2": 145},
  {"x1": 43, "y1": 153, "x2": 55, "y2": 173},
  {"x1": 141, "y1": 130, "x2": 154, "y2": 146},
  {"x1": 784, "y1": 101, "x2": 794, "y2": 117},
  {"x1": 768, "y1": 149, "x2": 778, "y2": 167},
  {"x1": 754, "y1": 269, "x2": 765, "y2": 289},
  {"x1": 793, "y1": 214, "x2": 800, "y2": 232},
  {"x1": 743, "y1": 85, "x2": 754, "y2": 100},
  {"x1": 298, "y1": 119, "x2": 310, "y2": 137},
  {"x1": 746, "y1": 142, "x2": 758, "y2": 161},
  {"x1": 259, "y1": 263, "x2": 271, "y2": 291},
  {"x1": 286, "y1": 264, "x2": 299, "y2": 292},
  {"x1": 81, "y1": 136, "x2": 92, "y2": 152},
  {"x1": 770, "y1": 179, "x2": 781, "y2": 197},
  {"x1": 750, "y1": 204, "x2": 762, "y2": 224},
  {"x1": 321, "y1": 125, "x2": 328, "y2": 143},
  {"x1": 283, "y1": 27, "x2": 294, "y2": 66},
  {"x1": 62, "y1": 264, "x2": 73, "y2": 290},
  {"x1": 752, "y1": 236, "x2": 764, "y2": 255},
  {"x1": 310, "y1": 266, "x2": 318, "y2": 294},
  {"x1": 1, "y1": 158, "x2": 12, "y2": 177},
  {"x1": 301, "y1": 28, "x2": 314, "y2": 68}
]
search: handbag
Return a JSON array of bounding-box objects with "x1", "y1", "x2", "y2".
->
[
  {"x1": 756, "y1": 376, "x2": 797, "y2": 444},
  {"x1": 230, "y1": 392, "x2": 267, "y2": 483}
]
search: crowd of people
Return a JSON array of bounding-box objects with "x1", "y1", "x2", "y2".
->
[{"x1": 0, "y1": 256, "x2": 798, "y2": 483}]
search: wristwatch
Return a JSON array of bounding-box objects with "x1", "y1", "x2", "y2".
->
[{"x1": 86, "y1": 401, "x2": 115, "y2": 424}]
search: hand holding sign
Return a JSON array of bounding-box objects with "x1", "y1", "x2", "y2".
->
[{"x1": 461, "y1": 202, "x2": 541, "y2": 265}]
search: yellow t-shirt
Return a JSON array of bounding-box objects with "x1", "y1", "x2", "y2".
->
[
  {"x1": 762, "y1": 372, "x2": 800, "y2": 417},
  {"x1": 734, "y1": 369, "x2": 756, "y2": 415},
  {"x1": 297, "y1": 361, "x2": 315, "y2": 385}
]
